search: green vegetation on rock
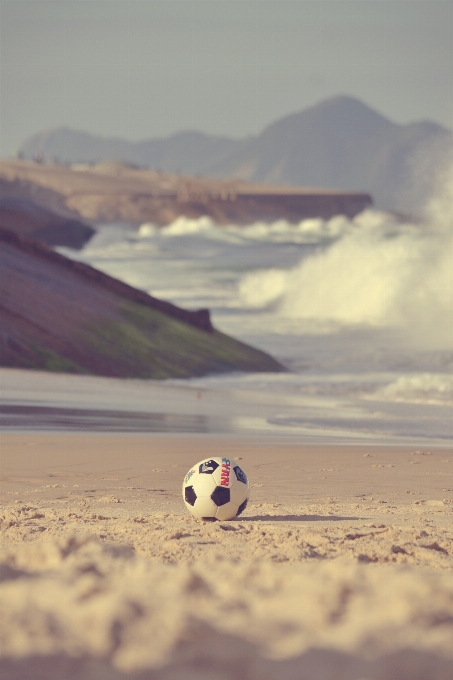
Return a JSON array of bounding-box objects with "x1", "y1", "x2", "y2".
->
[
  {"x1": 83, "y1": 300, "x2": 282, "y2": 379},
  {"x1": 32, "y1": 347, "x2": 85, "y2": 374},
  {"x1": 1, "y1": 232, "x2": 282, "y2": 379}
]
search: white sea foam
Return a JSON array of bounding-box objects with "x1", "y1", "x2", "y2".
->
[
  {"x1": 160, "y1": 215, "x2": 214, "y2": 236},
  {"x1": 138, "y1": 222, "x2": 157, "y2": 237},
  {"x1": 231, "y1": 214, "x2": 351, "y2": 243},
  {"x1": 238, "y1": 213, "x2": 420, "y2": 323},
  {"x1": 147, "y1": 214, "x2": 353, "y2": 244},
  {"x1": 370, "y1": 373, "x2": 453, "y2": 406},
  {"x1": 237, "y1": 184, "x2": 453, "y2": 349}
]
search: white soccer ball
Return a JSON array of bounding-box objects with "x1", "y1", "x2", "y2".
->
[{"x1": 182, "y1": 457, "x2": 250, "y2": 521}]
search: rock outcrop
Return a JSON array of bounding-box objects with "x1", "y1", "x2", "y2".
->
[
  {"x1": 0, "y1": 228, "x2": 282, "y2": 379},
  {"x1": 0, "y1": 196, "x2": 94, "y2": 249}
]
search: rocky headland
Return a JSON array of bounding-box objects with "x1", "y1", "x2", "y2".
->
[
  {"x1": 0, "y1": 160, "x2": 372, "y2": 226},
  {"x1": 0, "y1": 228, "x2": 282, "y2": 378},
  {"x1": 0, "y1": 194, "x2": 94, "y2": 249}
]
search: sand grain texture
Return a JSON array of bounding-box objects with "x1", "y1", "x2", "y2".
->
[{"x1": 1, "y1": 434, "x2": 452, "y2": 679}]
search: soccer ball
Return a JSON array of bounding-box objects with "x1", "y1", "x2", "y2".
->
[{"x1": 182, "y1": 457, "x2": 250, "y2": 521}]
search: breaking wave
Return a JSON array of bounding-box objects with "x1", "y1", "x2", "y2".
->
[
  {"x1": 80, "y1": 162, "x2": 452, "y2": 355},
  {"x1": 369, "y1": 373, "x2": 453, "y2": 406},
  {"x1": 142, "y1": 214, "x2": 353, "y2": 244},
  {"x1": 238, "y1": 173, "x2": 453, "y2": 349}
]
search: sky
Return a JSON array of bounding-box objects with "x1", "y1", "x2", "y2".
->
[{"x1": 0, "y1": 0, "x2": 452, "y2": 157}]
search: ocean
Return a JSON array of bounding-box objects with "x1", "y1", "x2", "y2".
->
[{"x1": 26, "y1": 190, "x2": 449, "y2": 446}]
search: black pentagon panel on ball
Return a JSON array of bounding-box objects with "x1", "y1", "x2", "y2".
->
[
  {"x1": 211, "y1": 486, "x2": 230, "y2": 506},
  {"x1": 199, "y1": 459, "x2": 219, "y2": 474},
  {"x1": 233, "y1": 465, "x2": 247, "y2": 485},
  {"x1": 237, "y1": 498, "x2": 248, "y2": 516},
  {"x1": 184, "y1": 486, "x2": 197, "y2": 506}
]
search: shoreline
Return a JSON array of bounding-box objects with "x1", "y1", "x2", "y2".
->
[{"x1": 1, "y1": 367, "x2": 452, "y2": 446}]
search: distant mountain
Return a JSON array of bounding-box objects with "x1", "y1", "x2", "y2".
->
[
  {"x1": 209, "y1": 97, "x2": 452, "y2": 215},
  {"x1": 18, "y1": 96, "x2": 452, "y2": 214},
  {"x1": 20, "y1": 128, "x2": 239, "y2": 177}
]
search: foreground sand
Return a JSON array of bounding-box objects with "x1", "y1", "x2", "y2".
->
[{"x1": 1, "y1": 433, "x2": 452, "y2": 679}]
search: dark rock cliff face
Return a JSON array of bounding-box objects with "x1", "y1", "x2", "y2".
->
[
  {"x1": 0, "y1": 228, "x2": 282, "y2": 379},
  {"x1": 180, "y1": 191, "x2": 372, "y2": 224},
  {"x1": 0, "y1": 196, "x2": 94, "y2": 249},
  {"x1": 0, "y1": 228, "x2": 213, "y2": 333}
]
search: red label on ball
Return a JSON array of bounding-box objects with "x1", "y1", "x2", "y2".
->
[{"x1": 220, "y1": 457, "x2": 231, "y2": 486}]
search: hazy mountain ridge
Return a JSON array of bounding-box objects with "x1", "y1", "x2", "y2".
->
[
  {"x1": 18, "y1": 96, "x2": 452, "y2": 214},
  {"x1": 20, "y1": 128, "x2": 240, "y2": 177}
]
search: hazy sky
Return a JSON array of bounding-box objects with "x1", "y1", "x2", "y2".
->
[{"x1": 1, "y1": 0, "x2": 452, "y2": 156}]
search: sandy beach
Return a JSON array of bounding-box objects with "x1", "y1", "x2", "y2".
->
[
  {"x1": 2, "y1": 5, "x2": 452, "y2": 680},
  {"x1": 1, "y1": 432, "x2": 452, "y2": 679}
]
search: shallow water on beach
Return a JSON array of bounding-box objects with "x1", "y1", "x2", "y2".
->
[{"x1": 3, "y1": 208, "x2": 451, "y2": 443}]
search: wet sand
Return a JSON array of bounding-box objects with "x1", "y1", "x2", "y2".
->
[{"x1": 1, "y1": 433, "x2": 452, "y2": 679}]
